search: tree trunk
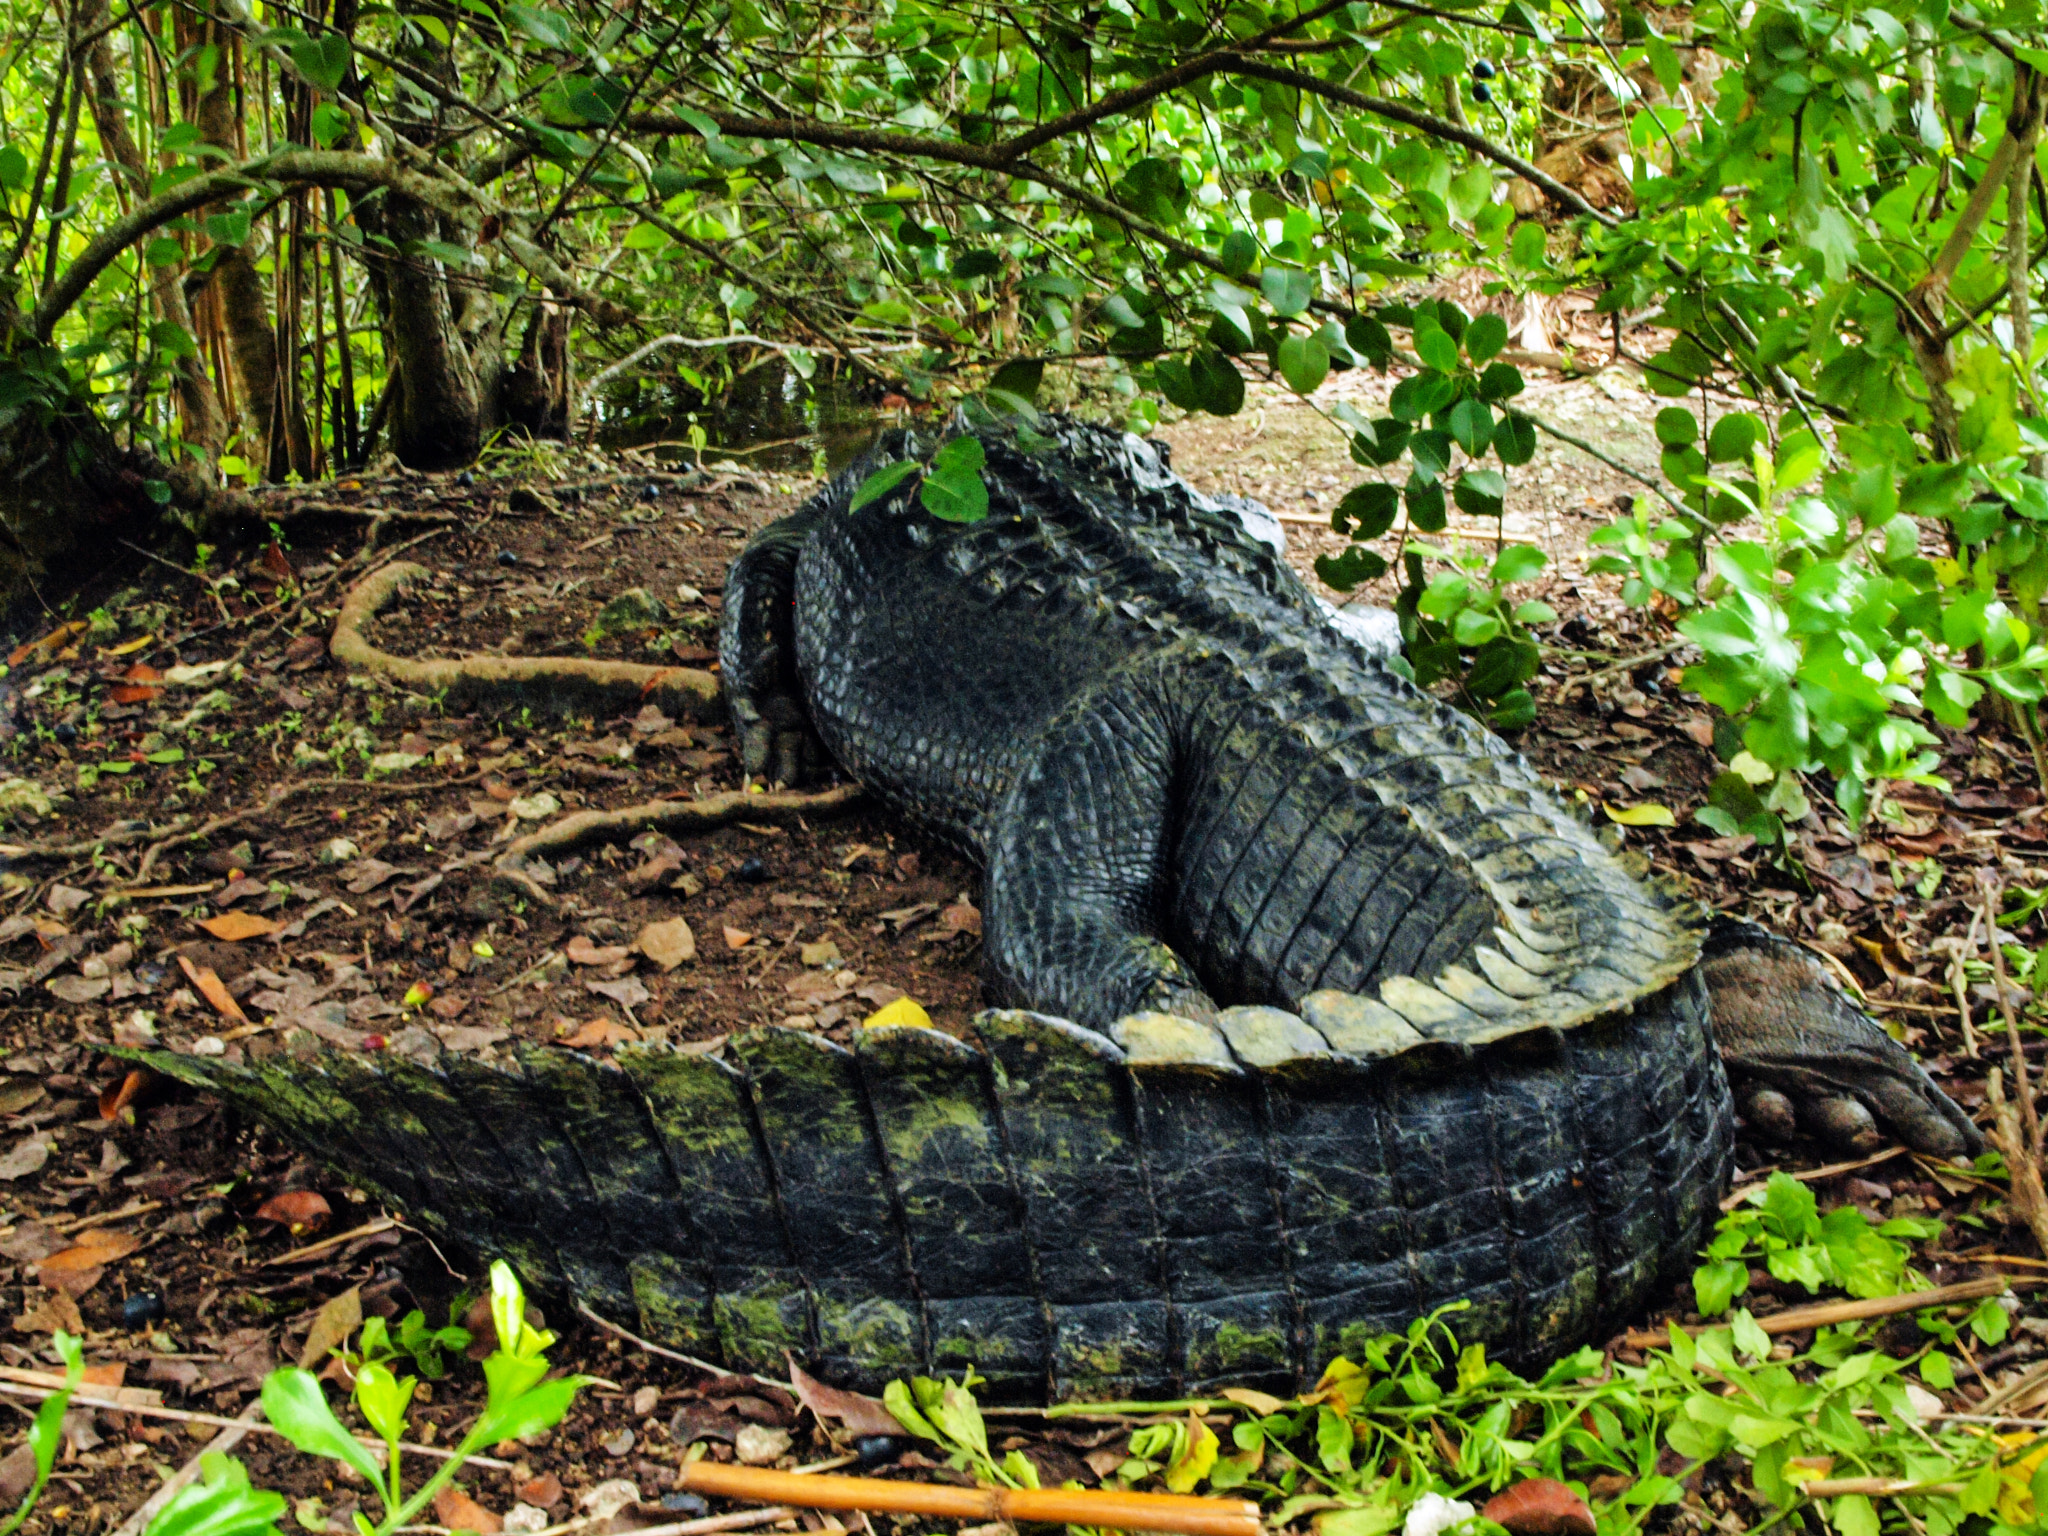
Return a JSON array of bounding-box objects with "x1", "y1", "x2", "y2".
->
[
  {"x1": 183, "y1": 12, "x2": 310, "y2": 479},
  {"x1": 81, "y1": 2, "x2": 229, "y2": 454},
  {"x1": 355, "y1": 192, "x2": 486, "y2": 471},
  {"x1": 501, "y1": 299, "x2": 573, "y2": 438}
]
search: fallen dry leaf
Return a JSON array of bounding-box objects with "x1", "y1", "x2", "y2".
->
[
  {"x1": 557, "y1": 1018, "x2": 640, "y2": 1049},
  {"x1": 255, "y1": 1189, "x2": 332, "y2": 1235},
  {"x1": 99, "y1": 1068, "x2": 153, "y2": 1121},
  {"x1": 12, "y1": 1291, "x2": 81, "y2": 1335},
  {"x1": 177, "y1": 954, "x2": 250, "y2": 1025},
  {"x1": 197, "y1": 910, "x2": 282, "y2": 942},
  {"x1": 433, "y1": 1486, "x2": 502, "y2": 1535},
  {"x1": 722, "y1": 926, "x2": 753, "y2": 950},
  {"x1": 637, "y1": 917, "x2": 695, "y2": 971},
  {"x1": 0, "y1": 1137, "x2": 50, "y2": 1181},
  {"x1": 0, "y1": 1080, "x2": 44, "y2": 1116},
  {"x1": 298, "y1": 1286, "x2": 362, "y2": 1370},
  {"x1": 584, "y1": 975, "x2": 650, "y2": 1009},
  {"x1": 1482, "y1": 1479, "x2": 1596, "y2": 1536},
  {"x1": 565, "y1": 935, "x2": 631, "y2": 966},
  {"x1": 788, "y1": 1359, "x2": 900, "y2": 1437},
  {"x1": 517, "y1": 1473, "x2": 564, "y2": 1511}
]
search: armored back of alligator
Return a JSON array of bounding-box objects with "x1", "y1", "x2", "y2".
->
[{"x1": 130, "y1": 415, "x2": 1985, "y2": 1397}]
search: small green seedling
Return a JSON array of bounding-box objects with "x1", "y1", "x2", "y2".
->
[
  {"x1": 146, "y1": 1263, "x2": 585, "y2": 1536},
  {"x1": 0, "y1": 1331, "x2": 81, "y2": 1536}
]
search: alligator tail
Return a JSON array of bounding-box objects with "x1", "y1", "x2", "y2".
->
[{"x1": 124, "y1": 978, "x2": 1729, "y2": 1400}]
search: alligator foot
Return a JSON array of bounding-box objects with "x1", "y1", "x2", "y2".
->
[{"x1": 1700, "y1": 919, "x2": 1981, "y2": 1160}]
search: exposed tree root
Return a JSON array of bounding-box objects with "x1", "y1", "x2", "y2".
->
[
  {"x1": 331, "y1": 561, "x2": 722, "y2": 720},
  {"x1": 493, "y1": 783, "x2": 864, "y2": 905}
]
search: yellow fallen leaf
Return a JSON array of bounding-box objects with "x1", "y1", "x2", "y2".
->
[
  {"x1": 104, "y1": 634, "x2": 154, "y2": 657},
  {"x1": 197, "y1": 911, "x2": 281, "y2": 942},
  {"x1": 863, "y1": 996, "x2": 931, "y2": 1030},
  {"x1": 1604, "y1": 802, "x2": 1676, "y2": 827},
  {"x1": 1163, "y1": 1412, "x2": 1219, "y2": 1493},
  {"x1": 1219, "y1": 1386, "x2": 1289, "y2": 1416}
]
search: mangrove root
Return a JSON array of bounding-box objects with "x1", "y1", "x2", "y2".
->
[{"x1": 331, "y1": 561, "x2": 722, "y2": 721}]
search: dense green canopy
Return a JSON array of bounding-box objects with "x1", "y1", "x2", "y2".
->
[{"x1": 1, "y1": 0, "x2": 2046, "y2": 833}]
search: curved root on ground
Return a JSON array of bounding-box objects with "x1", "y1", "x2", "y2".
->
[
  {"x1": 493, "y1": 783, "x2": 865, "y2": 905},
  {"x1": 332, "y1": 561, "x2": 722, "y2": 721}
]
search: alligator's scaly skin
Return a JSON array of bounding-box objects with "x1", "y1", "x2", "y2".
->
[{"x1": 135, "y1": 417, "x2": 1972, "y2": 1399}]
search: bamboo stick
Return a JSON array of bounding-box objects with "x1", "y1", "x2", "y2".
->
[{"x1": 674, "y1": 1462, "x2": 1263, "y2": 1536}]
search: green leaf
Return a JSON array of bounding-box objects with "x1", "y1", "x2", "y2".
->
[
  {"x1": 472, "y1": 1374, "x2": 585, "y2": 1448},
  {"x1": 1453, "y1": 469, "x2": 1506, "y2": 518},
  {"x1": 0, "y1": 146, "x2": 25, "y2": 194},
  {"x1": 1489, "y1": 689, "x2": 1535, "y2": 728},
  {"x1": 1276, "y1": 332, "x2": 1330, "y2": 395},
  {"x1": 1490, "y1": 544, "x2": 1544, "y2": 584},
  {"x1": 1218, "y1": 230, "x2": 1258, "y2": 279},
  {"x1": 883, "y1": 1379, "x2": 941, "y2": 1442},
  {"x1": 1413, "y1": 322, "x2": 1460, "y2": 375},
  {"x1": 1707, "y1": 412, "x2": 1762, "y2": 464},
  {"x1": 1260, "y1": 266, "x2": 1314, "y2": 317},
  {"x1": 289, "y1": 32, "x2": 350, "y2": 93},
  {"x1": 1446, "y1": 397, "x2": 1493, "y2": 456},
  {"x1": 503, "y1": 3, "x2": 573, "y2": 47},
  {"x1": 851, "y1": 459, "x2": 920, "y2": 511},
  {"x1": 261, "y1": 1371, "x2": 386, "y2": 1493},
  {"x1": 1464, "y1": 313, "x2": 1508, "y2": 365},
  {"x1": 1334, "y1": 482, "x2": 1400, "y2": 541},
  {"x1": 1654, "y1": 407, "x2": 1698, "y2": 447},
  {"x1": 987, "y1": 358, "x2": 1044, "y2": 405},
  {"x1": 1405, "y1": 476, "x2": 1446, "y2": 533},
  {"x1": 140, "y1": 1453, "x2": 287, "y2": 1536},
  {"x1": 1344, "y1": 314, "x2": 1392, "y2": 367},
  {"x1": 1189, "y1": 348, "x2": 1244, "y2": 416},
  {"x1": 1493, "y1": 413, "x2": 1536, "y2": 466},
  {"x1": 353, "y1": 1363, "x2": 415, "y2": 1448},
  {"x1": 921, "y1": 437, "x2": 989, "y2": 523},
  {"x1": 1314, "y1": 1406, "x2": 1353, "y2": 1475},
  {"x1": 1509, "y1": 220, "x2": 1547, "y2": 269}
]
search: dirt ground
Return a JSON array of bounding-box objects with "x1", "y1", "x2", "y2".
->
[{"x1": 0, "y1": 359, "x2": 2037, "y2": 1534}]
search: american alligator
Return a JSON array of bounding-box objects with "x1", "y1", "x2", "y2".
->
[{"x1": 136, "y1": 416, "x2": 1976, "y2": 1400}]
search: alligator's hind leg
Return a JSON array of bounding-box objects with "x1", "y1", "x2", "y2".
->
[
  {"x1": 720, "y1": 507, "x2": 833, "y2": 784},
  {"x1": 983, "y1": 673, "x2": 1216, "y2": 1029},
  {"x1": 1702, "y1": 920, "x2": 1980, "y2": 1159}
]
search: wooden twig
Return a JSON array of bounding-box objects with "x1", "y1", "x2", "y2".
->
[
  {"x1": 0, "y1": 1381, "x2": 514, "y2": 1468},
  {"x1": 674, "y1": 1462, "x2": 1264, "y2": 1536},
  {"x1": 49, "y1": 1198, "x2": 163, "y2": 1234},
  {"x1": 1798, "y1": 1477, "x2": 1966, "y2": 1498},
  {"x1": 261, "y1": 1214, "x2": 398, "y2": 1266},
  {"x1": 1720, "y1": 1146, "x2": 1911, "y2": 1210},
  {"x1": 574, "y1": 1301, "x2": 792, "y2": 1392},
  {"x1": 1984, "y1": 882, "x2": 2048, "y2": 1256},
  {"x1": 112, "y1": 1398, "x2": 265, "y2": 1536},
  {"x1": 1622, "y1": 1276, "x2": 2010, "y2": 1347}
]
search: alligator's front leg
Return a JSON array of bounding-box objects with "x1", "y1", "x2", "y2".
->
[
  {"x1": 720, "y1": 508, "x2": 834, "y2": 786},
  {"x1": 1702, "y1": 920, "x2": 1981, "y2": 1159},
  {"x1": 982, "y1": 672, "x2": 1216, "y2": 1028}
]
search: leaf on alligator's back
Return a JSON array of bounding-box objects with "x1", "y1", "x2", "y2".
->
[
  {"x1": 1481, "y1": 1478, "x2": 1596, "y2": 1536},
  {"x1": 1604, "y1": 802, "x2": 1676, "y2": 827},
  {"x1": 862, "y1": 996, "x2": 930, "y2": 1030},
  {"x1": 298, "y1": 1285, "x2": 362, "y2": 1369},
  {"x1": 198, "y1": 910, "x2": 281, "y2": 942},
  {"x1": 787, "y1": 1358, "x2": 900, "y2": 1436}
]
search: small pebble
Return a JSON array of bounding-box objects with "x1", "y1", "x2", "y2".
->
[
  {"x1": 52, "y1": 722, "x2": 75, "y2": 744},
  {"x1": 122, "y1": 1290, "x2": 165, "y2": 1329},
  {"x1": 457, "y1": 470, "x2": 476, "y2": 487},
  {"x1": 497, "y1": 549, "x2": 519, "y2": 567},
  {"x1": 641, "y1": 482, "x2": 662, "y2": 501},
  {"x1": 854, "y1": 1435, "x2": 906, "y2": 1467},
  {"x1": 735, "y1": 857, "x2": 769, "y2": 884},
  {"x1": 662, "y1": 1494, "x2": 710, "y2": 1517}
]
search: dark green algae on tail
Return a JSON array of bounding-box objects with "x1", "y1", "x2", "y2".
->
[{"x1": 120, "y1": 968, "x2": 1731, "y2": 1402}]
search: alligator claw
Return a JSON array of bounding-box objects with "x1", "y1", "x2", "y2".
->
[{"x1": 1702, "y1": 919, "x2": 1981, "y2": 1161}]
